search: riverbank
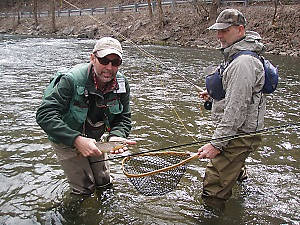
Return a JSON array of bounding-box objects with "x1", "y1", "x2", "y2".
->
[{"x1": 0, "y1": 3, "x2": 299, "y2": 57}]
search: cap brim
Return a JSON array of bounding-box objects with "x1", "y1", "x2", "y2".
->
[
  {"x1": 95, "y1": 49, "x2": 122, "y2": 59},
  {"x1": 208, "y1": 23, "x2": 232, "y2": 30}
]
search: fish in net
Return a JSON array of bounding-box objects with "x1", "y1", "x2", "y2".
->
[{"x1": 122, "y1": 151, "x2": 198, "y2": 196}]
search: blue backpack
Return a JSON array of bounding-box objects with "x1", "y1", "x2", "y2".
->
[
  {"x1": 232, "y1": 51, "x2": 279, "y2": 94},
  {"x1": 205, "y1": 51, "x2": 279, "y2": 101}
]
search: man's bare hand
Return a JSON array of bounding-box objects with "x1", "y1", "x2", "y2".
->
[
  {"x1": 198, "y1": 143, "x2": 221, "y2": 159},
  {"x1": 199, "y1": 90, "x2": 211, "y2": 101},
  {"x1": 74, "y1": 136, "x2": 102, "y2": 157}
]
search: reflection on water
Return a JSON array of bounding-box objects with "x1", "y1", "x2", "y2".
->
[{"x1": 0, "y1": 34, "x2": 299, "y2": 225}]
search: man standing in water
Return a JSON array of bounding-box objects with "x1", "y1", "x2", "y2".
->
[
  {"x1": 36, "y1": 37, "x2": 136, "y2": 196},
  {"x1": 198, "y1": 9, "x2": 266, "y2": 209}
]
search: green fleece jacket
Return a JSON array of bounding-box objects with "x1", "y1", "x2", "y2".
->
[{"x1": 36, "y1": 63, "x2": 132, "y2": 147}]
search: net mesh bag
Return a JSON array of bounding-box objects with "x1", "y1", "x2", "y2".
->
[{"x1": 122, "y1": 151, "x2": 193, "y2": 196}]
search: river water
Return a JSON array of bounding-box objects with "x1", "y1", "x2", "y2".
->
[{"x1": 0, "y1": 34, "x2": 299, "y2": 225}]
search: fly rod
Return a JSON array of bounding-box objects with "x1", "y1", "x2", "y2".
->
[{"x1": 91, "y1": 123, "x2": 300, "y2": 163}]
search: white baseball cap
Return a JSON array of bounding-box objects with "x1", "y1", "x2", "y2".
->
[{"x1": 93, "y1": 37, "x2": 123, "y2": 59}]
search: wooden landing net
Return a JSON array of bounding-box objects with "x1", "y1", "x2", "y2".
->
[{"x1": 122, "y1": 152, "x2": 198, "y2": 196}]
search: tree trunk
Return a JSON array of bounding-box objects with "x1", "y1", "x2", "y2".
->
[
  {"x1": 272, "y1": 0, "x2": 279, "y2": 25},
  {"x1": 157, "y1": 0, "x2": 165, "y2": 27},
  {"x1": 50, "y1": 0, "x2": 56, "y2": 33},
  {"x1": 17, "y1": 0, "x2": 21, "y2": 25},
  {"x1": 147, "y1": 0, "x2": 153, "y2": 19},
  {"x1": 33, "y1": 0, "x2": 38, "y2": 28},
  {"x1": 209, "y1": 0, "x2": 220, "y2": 22}
]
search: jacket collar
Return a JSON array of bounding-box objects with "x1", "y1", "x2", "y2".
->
[
  {"x1": 221, "y1": 31, "x2": 265, "y2": 62},
  {"x1": 85, "y1": 63, "x2": 118, "y2": 96}
]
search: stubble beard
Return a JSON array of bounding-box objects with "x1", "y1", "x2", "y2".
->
[{"x1": 97, "y1": 69, "x2": 116, "y2": 84}]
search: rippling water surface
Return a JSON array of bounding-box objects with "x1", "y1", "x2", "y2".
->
[{"x1": 0, "y1": 34, "x2": 299, "y2": 225}]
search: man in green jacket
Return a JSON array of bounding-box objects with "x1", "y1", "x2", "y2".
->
[
  {"x1": 36, "y1": 37, "x2": 136, "y2": 195},
  {"x1": 198, "y1": 9, "x2": 266, "y2": 209}
]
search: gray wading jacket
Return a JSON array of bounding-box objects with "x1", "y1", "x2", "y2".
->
[{"x1": 210, "y1": 31, "x2": 266, "y2": 150}]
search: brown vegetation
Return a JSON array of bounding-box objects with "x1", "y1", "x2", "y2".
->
[{"x1": 0, "y1": 1, "x2": 299, "y2": 56}]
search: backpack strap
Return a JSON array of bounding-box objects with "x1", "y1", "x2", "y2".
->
[{"x1": 230, "y1": 50, "x2": 260, "y2": 63}]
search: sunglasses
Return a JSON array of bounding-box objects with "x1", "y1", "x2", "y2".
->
[{"x1": 95, "y1": 55, "x2": 122, "y2": 67}]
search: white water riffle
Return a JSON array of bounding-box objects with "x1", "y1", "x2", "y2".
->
[{"x1": 0, "y1": 34, "x2": 299, "y2": 225}]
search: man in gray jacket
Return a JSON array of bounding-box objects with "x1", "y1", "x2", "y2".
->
[{"x1": 199, "y1": 9, "x2": 266, "y2": 209}]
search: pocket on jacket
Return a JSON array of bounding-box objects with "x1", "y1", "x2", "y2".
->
[{"x1": 107, "y1": 99, "x2": 123, "y2": 114}]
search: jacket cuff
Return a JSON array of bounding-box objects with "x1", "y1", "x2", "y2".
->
[
  {"x1": 108, "y1": 130, "x2": 125, "y2": 140},
  {"x1": 210, "y1": 142, "x2": 224, "y2": 152},
  {"x1": 106, "y1": 135, "x2": 116, "y2": 142}
]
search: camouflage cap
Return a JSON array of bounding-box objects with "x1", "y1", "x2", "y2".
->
[{"x1": 208, "y1": 9, "x2": 246, "y2": 30}]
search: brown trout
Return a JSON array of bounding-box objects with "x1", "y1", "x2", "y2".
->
[{"x1": 95, "y1": 142, "x2": 125, "y2": 153}]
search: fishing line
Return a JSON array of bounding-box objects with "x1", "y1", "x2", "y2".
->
[
  {"x1": 62, "y1": 0, "x2": 205, "y2": 141},
  {"x1": 60, "y1": 3, "x2": 204, "y2": 90},
  {"x1": 91, "y1": 123, "x2": 300, "y2": 163},
  {"x1": 61, "y1": 1, "x2": 291, "y2": 151},
  {"x1": 63, "y1": 0, "x2": 202, "y2": 90},
  {"x1": 57, "y1": 2, "x2": 298, "y2": 197}
]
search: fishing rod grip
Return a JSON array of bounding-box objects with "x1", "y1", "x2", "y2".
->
[{"x1": 194, "y1": 85, "x2": 204, "y2": 92}]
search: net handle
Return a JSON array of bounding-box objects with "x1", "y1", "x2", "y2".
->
[{"x1": 122, "y1": 152, "x2": 199, "y2": 178}]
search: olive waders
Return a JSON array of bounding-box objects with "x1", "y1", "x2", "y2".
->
[
  {"x1": 52, "y1": 141, "x2": 112, "y2": 195},
  {"x1": 202, "y1": 135, "x2": 262, "y2": 208}
]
